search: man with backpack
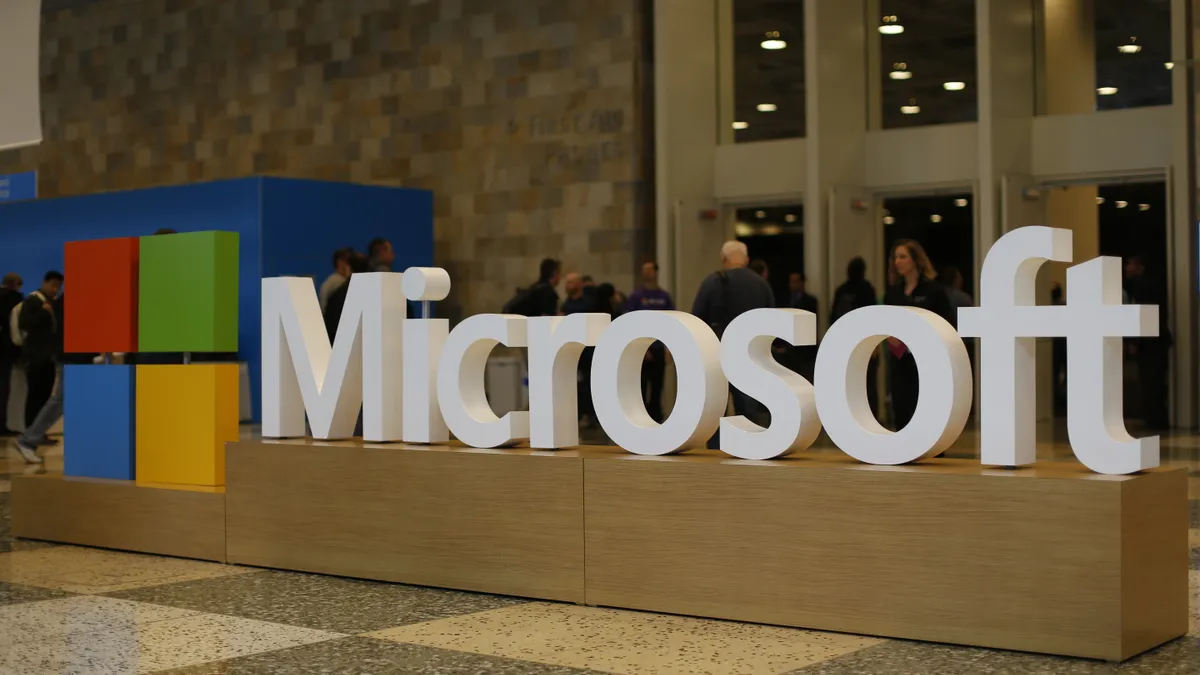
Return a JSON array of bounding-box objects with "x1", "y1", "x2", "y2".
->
[
  {"x1": 11, "y1": 271, "x2": 63, "y2": 462},
  {"x1": 691, "y1": 241, "x2": 774, "y2": 448},
  {"x1": 503, "y1": 258, "x2": 561, "y2": 317}
]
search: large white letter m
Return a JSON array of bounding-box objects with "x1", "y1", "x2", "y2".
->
[{"x1": 262, "y1": 274, "x2": 404, "y2": 441}]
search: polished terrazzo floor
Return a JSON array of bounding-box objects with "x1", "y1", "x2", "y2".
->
[{"x1": 1, "y1": 427, "x2": 1199, "y2": 674}]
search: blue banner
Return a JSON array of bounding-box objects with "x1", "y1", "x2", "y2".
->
[{"x1": 0, "y1": 171, "x2": 37, "y2": 203}]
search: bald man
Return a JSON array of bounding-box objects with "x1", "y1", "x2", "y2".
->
[
  {"x1": 691, "y1": 241, "x2": 775, "y2": 448},
  {"x1": 560, "y1": 272, "x2": 590, "y2": 315}
]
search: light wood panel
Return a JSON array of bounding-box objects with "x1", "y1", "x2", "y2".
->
[
  {"x1": 11, "y1": 474, "x2": 226, "y2": 562},
  {"x1": 224, "y1": 440, "x2": 586, "y2": 603},
  {"x1": 582, "y1": 451, "x2": 1189, "y2": 661}
]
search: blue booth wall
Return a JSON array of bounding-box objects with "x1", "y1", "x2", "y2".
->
[{"x1": 0, "y1": 177, "x2": 434, "y2": 422}]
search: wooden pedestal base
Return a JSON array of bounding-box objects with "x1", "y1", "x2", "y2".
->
[
  {"x1": 11, "y1": 439, "x2": 1190, "y2": 661},
  {"x1": 11, "y1": 474, "x2": 225, "y2": 562}
]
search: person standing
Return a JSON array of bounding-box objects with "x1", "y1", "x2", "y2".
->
[
  {"x1": 560, "y1": 273, "x2": 596, "y2": 428},
  {"x1": 320, "y1": 248, "x2": 354, "y2": 312},
  {"x1": 937, "y1": 266, "x2": 973, "y2": 328},
  {"x1": 1124, "y1": 254, "x2": 1171, "y2": 430},
  {"x1": 367, "y1": 238, "x2": 395, "y2": 273},
  {"x1": 786, "y1": 272, "x2": 818, "y2": 382},
  {"x1": 13, "y1": 272, "x2": 63, "y2": 462},
  {"x1": 883, "y1": 241, "x2": 953, "y2": 430},
  {"x1": 0, "y1": 273, "x2": 24, "y2": 435},
  {"x1": 627, "y1": 262, "x2": 675, "y2": 423},
  {"x1": 324, "y1": 253, "x2": 371, "y2": 341},
  {"x1": 692, "y1": 241, "x2": 775, "y2": 448},
  {"x1": 831, "y1": 257, "x2": 880, "y2": 413}
]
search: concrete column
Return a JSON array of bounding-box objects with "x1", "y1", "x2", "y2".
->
[
  {"x1": 653, "y1": 0, "x2": 723, "y2": 310},
  {"x1": 1168, "y1": 0, "x2": 1197, "y2": 428},
  {"x1": 804, "y1": 0, "x2": 870, "y2": 306},
  {"x1": 1041, "y1": 0, "x2": 1099, "y2": 289}
]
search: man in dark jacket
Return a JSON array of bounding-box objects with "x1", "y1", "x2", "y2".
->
[
  {"x1": 12, "y1": 272, "x2": 63, "y2": 462},
  {"x1": 692, "y1": 241, "x2": 775, "y2": 448},
  {"x1": 0, "y1": 273, "x2": 24, "y2": 435}
]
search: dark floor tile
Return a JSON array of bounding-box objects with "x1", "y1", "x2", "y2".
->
[
  {"x1": 1192, "y1": 547, "x2": 1199, "y2": 571},
  {"x1": 1191, "y1": 500, "x2": 1199, "y2": 528},
  {"x1": 158, "y1": 636, "x2": 600, "y2": 674},
  {"x1": 789, "y1": 637, "x2": 1200, "y2": 674},
  {"x1": 0, "y1": 538, "x2": 59, "y2": 553},
  {"x1": 0, "y1": 580, "x2": 73, "y2": 606},
  {"x1": 107, "y1": 569, "x2": 527, "y2": 634}
]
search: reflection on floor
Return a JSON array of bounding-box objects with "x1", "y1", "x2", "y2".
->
[{"x1": 1, "y1": 426, "x2": 1198, "y2": 674}]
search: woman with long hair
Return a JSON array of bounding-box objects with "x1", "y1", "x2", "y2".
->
[{"x1": 883, "y1": 240, "x2": 954, "y2": 430}]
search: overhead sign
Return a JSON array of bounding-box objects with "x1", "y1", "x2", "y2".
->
[
  {"x1": 262, "y1": 226, "x2": 1161, "y2": 476},
  {"x1": 0, "y1": 171, "x2": 37, "y2": 203},
  {"x1": 0, "y1": 0, "x2": 42, "y2": 151}
]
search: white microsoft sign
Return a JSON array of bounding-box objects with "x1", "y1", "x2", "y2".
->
[{"x1": 262, "y1": 227, "x2": 1160, "y2": 476}]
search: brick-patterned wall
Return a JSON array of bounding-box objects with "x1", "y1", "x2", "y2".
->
[{"x1": 1, "y1": 0, "x2": 650, "y2": 318}]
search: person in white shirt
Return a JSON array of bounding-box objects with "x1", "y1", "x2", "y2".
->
[{"x1": 319, "y1": 248, "x2": 354, "y2": 312}]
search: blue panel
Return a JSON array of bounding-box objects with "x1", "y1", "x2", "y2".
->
[
  {"x1": 0, "y1": 172, "x2": 37, "y2": 203},
  {"x1": 64, "y1": 364, "x2": 136, "y2": 480}
]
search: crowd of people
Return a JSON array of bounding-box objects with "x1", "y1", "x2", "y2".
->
[
  {"x1": 320, "y1": 237, "x2": 418, "y2": 341},
  {"x1": 1, "y1": 270, "x2": 67, "y2": 464}
]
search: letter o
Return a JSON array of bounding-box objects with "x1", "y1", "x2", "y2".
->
[
  {"x1": 814, "y1": 305, "x2": 972, "y2": 465},
  {"x1": 591, "y1": 311, "x2": 727, "y2": 455}
]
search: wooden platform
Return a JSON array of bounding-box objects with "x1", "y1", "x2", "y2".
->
[
  {"x1": 11, "y1": 473, "x2": 226, "y2": 562},
  {"x1": 11, "y1": 439, "x2": 1191, "y2": 661}
]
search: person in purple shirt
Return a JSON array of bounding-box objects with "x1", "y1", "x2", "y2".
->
[{"x1": 626, "y1": 262, "x2": 675, "y2": 422}]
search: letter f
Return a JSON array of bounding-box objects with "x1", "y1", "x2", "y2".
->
[{"x1": 959, "y1": 227, "x2": 1072, "y2": 467}]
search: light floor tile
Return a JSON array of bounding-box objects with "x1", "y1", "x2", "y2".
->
[
  {"x1": 0, "y1": 611, "x2": 343, "y2": 674},
  {"x1": 1191, "y1": 571, "x2": 1199, "y2": 636},
  {"x1": 370, "y1": 603, "x2": 882, "y2": 675},
  {"x1": 0, "y1": 596, "x2": 196, "y2": 647},
  {"x1": 1191, "y1": 529, "x2": 1200, "y2": 550},
  {"x1": 0, "y1": 545, "x2": 254, "y2": 594}
]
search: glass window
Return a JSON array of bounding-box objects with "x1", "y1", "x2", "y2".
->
[
  {"x1": 881, "y1": 194, "x2": 975, "y2": 297},
  {"x1": 879, "y1": 0, "x2": 978, "y2": 129},
  {"x1": 1094, "y1": 0, "x2": 1172, "y2": 110},
  {"x1": 733, "y1": 0, "x2": 805, "y2": 142}
]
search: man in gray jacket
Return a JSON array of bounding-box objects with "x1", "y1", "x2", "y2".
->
[{"x1": 691, "y1": 241, "x2": 775, "y2": 448}]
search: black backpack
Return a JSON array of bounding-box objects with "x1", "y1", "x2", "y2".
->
[{"x1": 503, "y1": 282, "x2": 544, "y2": 316}]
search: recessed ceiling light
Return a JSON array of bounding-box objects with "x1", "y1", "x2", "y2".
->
[
  {"x1": 761, "y1": 224, "x2": 782, "y2": 236},
  {"x1": 1116, "y1": 200, "x2": 1128, "y2": 209},
  {"x1": 930, "y1": 214, "x2": 943, "y2": 223},
  {"x1": 900, "y1": 104, "x2": 920, "y2": 115},
  {"x1": 955, "y1": 198, "x2": 968, "y2": 207},
  {"x1": 761, "y1": 31, "x2": 786, "y2": 50},
  {"x1": 879, "y1": 15, "x2": 904, "y2": 34},
  {"x1": 883, "y1": 216, "x2": 896, "y2": 225},
  {"x1": 732, "y1": 121, "x2": 749, "y2": 130},
  {"x1": 757, "y1": 103, "x2": 777, "y2": 112},
  {"x1": 889, "y1": 63, "x2": 911, "y2": 80},
  {"x1": 735, "y1": 223, "x2": 754, "y2": 237},
  {"x1": 755, "y1": 210, "x2": 766, "y2": 218},
  {"x1": 1096, "y1": 197, "x2": 1106, "y2": 205},
  {"x1": 943, "y1": 81, "x2": 966, "y2": 91},
  {"x1": 1165, "y1": 61, "x2": 1175, "y2": 70},
  {"x1": 1097, "y1": 86, "x2": 1118, "y2": 95},
  {"x1": 1139, "y1": 203, "x2": 1151, "y2": 211},
  {"x1": 785, "y1": 214, "x2": 797, "y2": 223},
  {"x1": 1118, "y1": 38, "x2": 1141, "y2": 54}
]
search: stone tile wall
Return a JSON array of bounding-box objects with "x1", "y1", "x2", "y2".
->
[{"x1": 0, "y1": 0, "x2": 651, "y2": 318}]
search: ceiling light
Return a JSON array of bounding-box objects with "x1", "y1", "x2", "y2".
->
[
  {"x1": 761, "y1": 31, "x2": 786, "y2": 50},
  {"x1": 930, "y1": 214, "x2": 943, "y2": 223},
  {"x1": 879, "y1": 15, "x2": 904, "y2": 35},
  {"x1": 1118, "y1": 37, "x2": 1141, "y2": 54},
  {"x1": 1097, "y1": 86, "x2": 1118, "y2": 96},
  {"x1": 1096, "y1": 197, "x2": 1106, "y2": 205},
  {"x1": 757, "y1": 103, "x2": 777, "y2": 112},
  {"x1": 1165, "y1": 62, "x2": 1175, "y2": 70},
  {"x1": 735, "y1": 223, "x2": 754, "y2": 237},
  {"x1": 900, "y1": 100, "x2": 920, "y2": 115},
  {"x1": 955, "y1": 198, "x2": 968, "y2": 207},
  {"x1": 883, "y1": 216, "x2": 896, "y2": 225},
  {"x1": 1116, "y1": 200, "x2": 1128, "y2": 209},
  {"x1": 785, "y1": 214, "x2": 797, "y2": 223},
  {"x1": 761, "y1": 224, "x2": 782, "y2": 236},
  {"x1": 1139, "y1": 203, "x2": 1151, "y2": 211},
  {"x1": 943, "y1": 81, "x2": 966, "y2": 91},
  {"x1": 755, "y1": 210, "x2": 766, "y2": 218},
  {"x1": 889, "y1": 63, "x2": 912, "y2": 80},
  {"x1": 732, "y1": 121, "x2": 749, "y2": 130}
]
